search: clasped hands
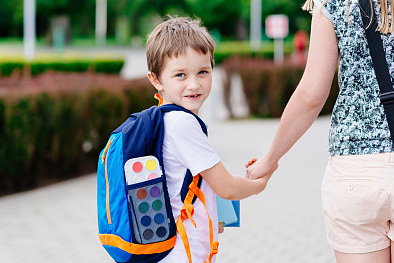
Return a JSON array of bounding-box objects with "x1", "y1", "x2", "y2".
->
[{"x1": 245, "y1": 155, "x2": 278, "y2": 183}]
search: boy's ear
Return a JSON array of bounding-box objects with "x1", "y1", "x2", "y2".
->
[{"x1": 147, "y1": 72, "x2": 163, "y2": 91}]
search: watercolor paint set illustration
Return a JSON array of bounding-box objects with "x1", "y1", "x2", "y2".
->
[{"x1": 124, "y1": 156, "x2": 171, "y2": 244}]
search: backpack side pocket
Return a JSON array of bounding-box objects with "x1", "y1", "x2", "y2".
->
[
  {"x1": 98, "y1": 133, "x2": 133, "y2": 263},
  {"x1": 126, "y1": 176, "x2": 176, "y2": 245}
]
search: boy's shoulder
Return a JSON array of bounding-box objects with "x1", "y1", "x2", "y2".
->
[
  {"x1": 164, "y1": 111, "x2": 207, "y2": 141},
  {"x1": 164, "y1": 110, "x2": 205, "y2": 134},
  {"x1": 164, "y1": 110, "x2": 196, "y2": 121}
]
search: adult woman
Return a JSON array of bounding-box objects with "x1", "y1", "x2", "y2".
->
[{"x1": 247, "y1": 0, "x2": 394, "y2": 262}]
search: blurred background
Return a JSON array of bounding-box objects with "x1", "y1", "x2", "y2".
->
[
  {"x1": 0, "y1": 1, "x2": 338, "y2": 262},
  {"x1": 0, "y1": 0, "x2": 340, "y2": 195}
]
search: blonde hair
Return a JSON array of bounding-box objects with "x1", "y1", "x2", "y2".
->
[
  {"x1": 302, "y1": 0, "x2": 394, "y2": 34},
  {"x1": 146, "y1": 16, "x2": 216, "y2": 79}
]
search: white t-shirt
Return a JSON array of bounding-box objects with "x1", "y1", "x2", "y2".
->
[{"x1": 158, "y1": 111, "x2": 220, "y2": 263}]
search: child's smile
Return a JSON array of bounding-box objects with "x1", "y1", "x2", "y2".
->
[{"x1": 185, "y1": 94, "x2": 202, "y2": 99}]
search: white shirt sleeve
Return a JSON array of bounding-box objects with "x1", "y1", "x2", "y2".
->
[
  {"x1": 313, "y1": 0, "x2": 333, "y2": 22},
  {"x1": 168, "y1": 114, "x2": 220, "y2": 176}
]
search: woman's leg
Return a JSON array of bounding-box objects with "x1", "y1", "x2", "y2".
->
[{"x1": 334, "y1": 247, "x2": 391, "y2": 263}]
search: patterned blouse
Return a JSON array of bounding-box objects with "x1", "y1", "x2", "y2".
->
[{"x1": 313, "y1": 0, "x2": 394, "y2": 156}]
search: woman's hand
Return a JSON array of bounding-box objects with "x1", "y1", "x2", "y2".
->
[{"x1": 246, "y1": 154, "x2": 278, "y2": 181}]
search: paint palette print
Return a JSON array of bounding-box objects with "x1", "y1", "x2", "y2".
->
[
  {"x1": 125, "y1": 156, "x2": 170, "y2": 244},
  {"x1": 124, "y1": 156, "x2": 163, "y2": 185}
]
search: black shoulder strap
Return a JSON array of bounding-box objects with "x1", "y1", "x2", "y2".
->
[
  {"x1": 160, "y1": 104, "x2": 206, "y2": 204},
  {"x1": 359, "y1": 0, "x2": 394, "y2": 142}
]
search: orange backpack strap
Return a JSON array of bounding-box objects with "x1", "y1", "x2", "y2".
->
[
  {"x1": 154, "y1": 93, "x2": 164, "y2": 106},
  {"x1": 176, "y1": 174, "x2": 219, "y2": 263},
  {"x1": 176, "y1": 177, "x2": 197, "y2": 263},
  {"x1": 98, "y1": 234, "x2": 176, "y2": 254}
]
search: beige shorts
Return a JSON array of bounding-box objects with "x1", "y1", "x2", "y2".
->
[{"x1": 322, "y1": 152, "x2": 394, "y2": 253}]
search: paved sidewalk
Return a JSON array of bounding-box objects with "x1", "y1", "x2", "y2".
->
[{"x1": 0, "y1": 117, "x2": 335, "y2": 263}]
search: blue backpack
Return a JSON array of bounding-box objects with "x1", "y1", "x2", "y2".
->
[{"x1": 97, "y1": 104, "x2": 216, "y2": 263}]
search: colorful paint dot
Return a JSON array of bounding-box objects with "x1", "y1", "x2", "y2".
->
[
  {"x1": 138, "y1": 202, "x2": 149, "y2": 213},
  {"x1": 156, "y1": 227, "x2": 167, "y2": 238},
  {"x1": 150, "y1": 186, "x2": 160, "y2": 197},
  {"x1": 141, "y1": 215, "x2": 151, "y2": 227},
  {"x1": 152, "y1": 200, "x2": 162, "y2": 211},
  {"x1": 132, "y1": 162, "x2": 143, "y2": 173},
  {"x1": 146, "y1": 159, "x2": 156, "y2": 171},
  {"x1": 143, "y1": 229, "x2": 153, "y2": 240},
  {"x1": 148, "y1": 173, "x2": 159, "y2": 180},
  {"x1": 154, "y1": 213, "x2": 165, "y2": 224},
  {"x1": 136, "y1": 189, "x2": 147, "y2": 200}
]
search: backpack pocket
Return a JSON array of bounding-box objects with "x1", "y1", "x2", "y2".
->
[{"x1": 126, "y1": 176, "x2": 175, "y2": 244}]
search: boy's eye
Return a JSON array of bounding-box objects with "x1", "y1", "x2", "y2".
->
[
  {"x1": 199, "y1": 70, "x2": 208, "y2": 75},
  {"x1": 176, "y1": 73, "x2": 185, "y2": 78}
]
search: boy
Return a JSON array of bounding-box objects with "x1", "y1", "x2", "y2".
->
[{"x1": 146, "y1": 16, "x2": 269, "y2": 263}]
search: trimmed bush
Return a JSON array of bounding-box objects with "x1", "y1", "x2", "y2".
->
[
  {"x1": 94, "y1": 60, "x2": 124, "y2": 74},
  {"x1": 0, "y1": 59, "x2": 124, "y2": 76},
  {"x1": 215, "y1": 50, "x2": 272, "y2": 65},
  {"x1": 30, "y1": 62, "x2": 91, "y2": 76},
  {"x1": 221, "y1": 56, "x2": 339, "y2": 118},
  {"x1": 0, "y1": 72, "x2": 156, "y2": 196},
  {"x1": 214, "y1": 41, "x2": 293, "y2": 65},
  {"x1": 0, "y1": 62, "x2": 24, "y2": 77},
  {"x1": 3, "y1": 98, "x2": 32, "y2": 192}
]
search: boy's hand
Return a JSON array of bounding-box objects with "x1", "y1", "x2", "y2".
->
[
  {"x1": 218, "y1": 223, "x2": 224, "y2": 234},
  {"x1": 246, "y1": 154, "x2": 278, "y2": 181},
  {"x1": 245, "y1": 158, "x2": 258, "y2": 168}
]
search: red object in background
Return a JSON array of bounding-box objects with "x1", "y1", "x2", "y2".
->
[
  {"x1": 293, "y1": 30, "x2": 309, "y2": 65},
  {"x1": 293, "y1": 30, "x2": 308, "y2": 52}
]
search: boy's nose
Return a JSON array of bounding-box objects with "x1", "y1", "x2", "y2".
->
[{"x1": 187, "y1": 77, "x2": 199, "y2": 90}]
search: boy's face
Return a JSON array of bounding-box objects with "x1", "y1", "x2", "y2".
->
[{"x1": 148, "y1": 46, "x2": 212, "y2": 115}]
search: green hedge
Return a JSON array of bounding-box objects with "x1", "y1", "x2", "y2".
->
[
  {"x1": 0, "y1": 59, "x2": 124, "y2": 77},
  {"x1": 0, "y1": 80, "x2": 156, "y2": 196},
  {"x1": 214, "y1": 40, "x2": 293, "y2": 65},
  {"x1": 0, "y1": 62, "x2": 25, "y2": 77},
  {"x1": 215, "y1": 50, "x2": 274, "y2": 65}
]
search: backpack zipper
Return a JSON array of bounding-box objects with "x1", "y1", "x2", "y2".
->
[{"x1": 102, "y1": 139, "x2": 113, "y2": 224}]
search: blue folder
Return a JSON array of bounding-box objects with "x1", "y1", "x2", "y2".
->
[{"x1": 216, "y1": 196, "x2": 240, "y2": 227}]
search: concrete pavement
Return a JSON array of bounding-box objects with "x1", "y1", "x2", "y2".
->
[{"x1": 0, "y1": 116, "x2": 335, "y2": 263}]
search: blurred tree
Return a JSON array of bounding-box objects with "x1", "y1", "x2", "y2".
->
[
  {"x1": 184, "y1": 0, "x2": 243, "y2": 38},
  {"x1": 128, "y1": 0, "x2": 188, "y2": 38},
  {"x1": 36, "y1": 0, "x2": 96, "y2": 37},
  {"x1": 0, "y1": 0, "x2": 311, "y2": 41},
  {"x1": 0, "y1": 0, "x2": 23, "y2": 37}
]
